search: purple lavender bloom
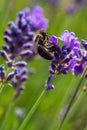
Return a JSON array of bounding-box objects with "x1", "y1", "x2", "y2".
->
[
  {"x1": 59, "y1": 30, "x2": 80, "y2": 48},
  {"x1": 72, "y1": 64, "x2": 84, "y2": 75},
  {"x1": 23, "y1": 6, "x2": 48, "y2": 31},
  {"x1": 12, "y1": 68, "x2": 28, "y2": 86},
  {"x1": 66, "y1": 6, "x2": 77, "y2": 14},
  {"x1": 12, "y1": 67, "x2": 28, "y2": 98},
  {"x1": 49, "y1": 30, "x2": 80, "y2": 75},
  {"x1": 3, "y1": 6, "x2": 48, "y2": 60},
  {"x1": 0, "y1": 48, "x2": 29, "y2": 96},
  {"x1": 46, "y1": 30, "x2": 82, "y2": 89},
  {"x1": 0, "y1": 5, "x2": 48, "y2": 96},
  {"x1": 0, "y1": 47, "x2": 30, "y2": 95},
  {"x1": 49, "y1": 35, "x2": 58, "y2": 46},
  {"x1": 3, "y1": 21, "x2": 35, "y2": 60}
]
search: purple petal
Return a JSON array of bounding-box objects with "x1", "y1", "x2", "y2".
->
[
  {"x1": 49, "y1": 35, "x2": 58, "y2": 46},
  {"x1": 23, "y1": 8, "x2": 30, "y2": 19},
  {"x1": 7, "y1": 72, "x2": 15, "y2": 81},
  {"x1": 0, "y1": 50, "x2": 9, "y2": 61},
  {"x1": 46, "y1": 84, "x2": 55, "y2": 90},
  {"x1": 72, "y1": 64, "x2": 83, "y2": 75},
  {"x1": 14, "y1": 61, "x2": 27, "y2": 67},
  {"x1": 20, "y1": 50, "x2": 32, "y2": 57}
]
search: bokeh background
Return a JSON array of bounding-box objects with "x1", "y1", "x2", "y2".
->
[{"x1": 0, "y1": 0, "x2": 87, "y2": 130}]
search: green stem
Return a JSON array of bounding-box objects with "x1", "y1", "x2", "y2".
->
[
  {"x1": 48, "y1": 76, "x2": 76, "y2": 130},
  {"x1": 0, "y1": 83, "x2": 4, "y2": 93},
  {"x1": 18, "y1": 89, "x2": 46, "y2": 130},
  {"x1": 0, "y1": 99, "x2": 14, "y2": 130},
  {"x1": 58, "y1": 67, "x2": 87, "y2": 130}
]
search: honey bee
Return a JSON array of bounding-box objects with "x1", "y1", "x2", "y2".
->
[{"x1": 34, "y1": 31, "x2": 56, "y2": 60}]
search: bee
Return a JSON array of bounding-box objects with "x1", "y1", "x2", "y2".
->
[{"x1": 34, "y1": 31, "x2": 56, "y2": 60}]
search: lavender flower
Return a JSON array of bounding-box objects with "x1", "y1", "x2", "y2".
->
[
  {"x1": 0, "y1": 46, "x2": 29, "y2": 97},
  {"x1": 0, "y1": 62, "x2": 29, "y2": 97},
  {"x1": 45, "y1": 30, "x2": 82, "y2": 89},
  {"x1": 22, "y1": 6, "x2": 48, "y2": 31},
  {"x1": 49, "y1": 30, "x2": 80, "y2": 75},
  {"x1": 0, "y1": 5, "x2": 48, "y2": 97},
  {"x1": 3, "y1": 6, "x2": 48, "y2": 61}
]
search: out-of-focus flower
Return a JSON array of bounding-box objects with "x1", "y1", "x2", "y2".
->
[
  {"x1": 3, "y1": 6, "x2": 48, "y2": 61},
  {"x1": 44, "y1": 0, "x2": 60, "y2": 7},
  {"x1": 1, "y1": 5, "x2": 48, "y2": 96},
  {"x1": 66, "y1": 5, "x2": 77, "y2": 14},
  {"x1": 12, "y1": 67, "x2": 28, "y2": 98},
  {"x1": 0, "y1": 60, "x2": 28, "y2": 97},
  {"x1": 0, "y1": 64, "x2": 16, "y2": 85},
  {"x1": 22, "y1": 6, "x2": 48, "y2": 31},
  {"x1": 15, "y1": 107, "x2": 24, "y2": 119},
  {"x1": 66, "y1": 0, "x2": 87, "y2": 14},
  {"x1": 0, "y1": 45, "x2": 29, "y2": 97}
]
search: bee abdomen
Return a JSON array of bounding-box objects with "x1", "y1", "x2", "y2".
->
[{"x1": 37, "y1": 45, "x2": 52, "y2": 60}]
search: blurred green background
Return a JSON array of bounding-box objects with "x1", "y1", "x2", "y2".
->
[{"x1": 0, "y1": 0, "x2": 87, "y2": 130}]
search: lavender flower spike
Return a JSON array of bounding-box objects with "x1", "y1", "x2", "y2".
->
[
  {"x1": 4, "y1": 6, "x2": 48, "y2": 61},
  {"x1": 46, "y1": 30, "x2": 82, "y2": 89}
]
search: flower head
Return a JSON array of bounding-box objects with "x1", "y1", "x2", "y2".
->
[
  {"x1": 49, "y1": 30, "x2": 80, "y2": 75},
  {"x1": 23, "y1": 6, "x2": 48, "y2": 31},
  {"x1": 3, "y1": 6, "x2": 48, "y2": 61},
  {"x1": 45, "y1": 30, "x2": 82, "y2": 89}
]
